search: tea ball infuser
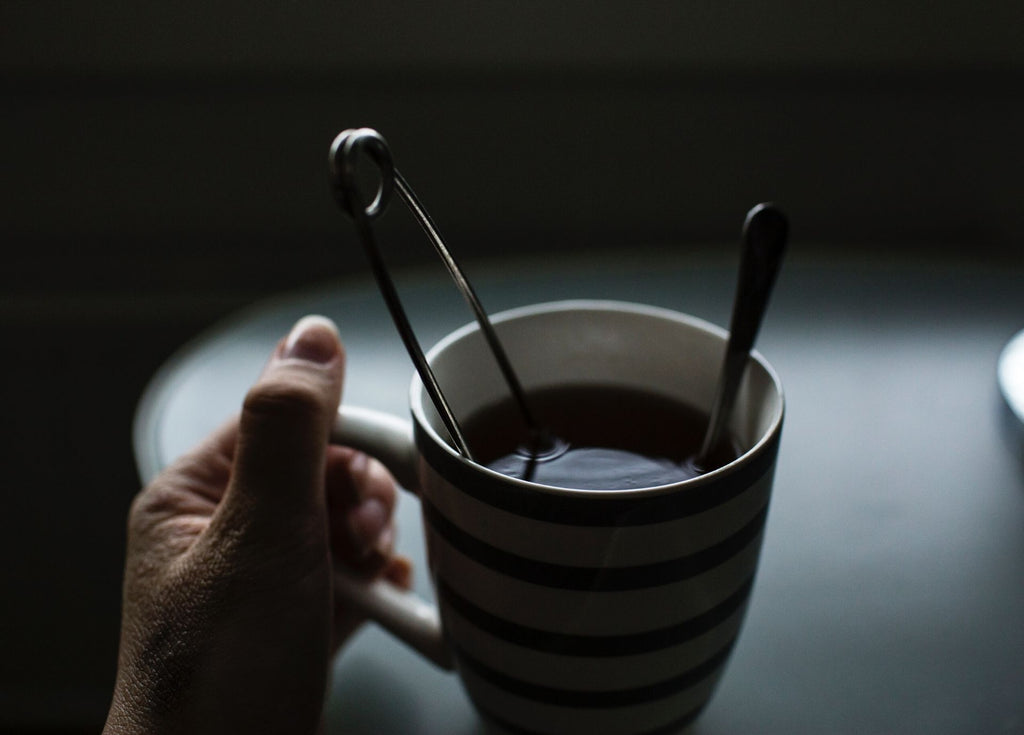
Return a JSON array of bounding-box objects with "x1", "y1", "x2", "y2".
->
[{"x1": 329, "y1": 128, "x2": 547, "y2": 463}]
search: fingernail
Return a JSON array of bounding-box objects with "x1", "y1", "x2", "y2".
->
[
  {"x1": 282, "y1": 315, "x2": 340, "y2": 364},
  {"x1": 348, "y1": 450, "x2": 369, "y2": 476},
  {"x1": 372, "y1": 524, "x2": 395, "y2": 558},
  {"x1": 348, "y1": 498, "x2": 389, "y2": 554}
]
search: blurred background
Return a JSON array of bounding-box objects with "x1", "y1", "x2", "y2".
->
[{"x1": 2, "y1": 1, "x2": 1022, "y2": 731}]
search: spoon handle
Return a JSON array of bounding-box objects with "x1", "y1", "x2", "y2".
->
[{"x1": 698, "y1": 203, "x2": 788, "y2": 465}]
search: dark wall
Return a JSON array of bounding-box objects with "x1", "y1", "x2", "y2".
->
[{"x1": 2, "y1": 2, "x2": 1022, "y2": 729}]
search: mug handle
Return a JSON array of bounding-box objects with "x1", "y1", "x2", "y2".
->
[{"x1": 329, "y1": 405, "x2": 454, "y2": 670}]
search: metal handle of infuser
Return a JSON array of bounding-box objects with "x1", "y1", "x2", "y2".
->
[{"x1": 329, "y1": 127, "x2": 546, "y2": 461}]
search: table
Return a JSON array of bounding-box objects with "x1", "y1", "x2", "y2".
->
[{"x1": 134, "y1": 252, "x2": 1024, "y2": 734}]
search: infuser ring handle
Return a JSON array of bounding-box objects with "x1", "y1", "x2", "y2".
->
[{"x1": 329, "y1": 128, "x2": 395, "y2": 220}]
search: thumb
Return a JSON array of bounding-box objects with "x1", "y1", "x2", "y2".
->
[{"x1": 222, "y1": 315, "x2": 345, "y2": 528}]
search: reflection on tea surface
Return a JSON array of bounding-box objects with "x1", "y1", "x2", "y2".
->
[{"x1": 464, "y1": 384, "x2": 739, "y2": 490}]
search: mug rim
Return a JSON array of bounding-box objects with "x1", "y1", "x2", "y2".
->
[{"x1": 408, "y1": 299, "x2": 785, "y2": 499}]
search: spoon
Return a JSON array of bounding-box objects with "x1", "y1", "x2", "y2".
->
[{"x1": 694, "y1": 202, "x2": 788, "y2": 470}]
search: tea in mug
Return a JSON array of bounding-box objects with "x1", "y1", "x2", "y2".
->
[{"x1": 463, "y1": 384, "x2": 739, "y2": 490}]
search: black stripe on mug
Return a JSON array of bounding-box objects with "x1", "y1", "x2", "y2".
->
[
  {"x1": 438, "y1": 574, "x2": 755, "y2": 656},
  {"x1": 475, "y1": 699, "x2": 707, "y2": 735},
  {"x1": 455, "y1": 637, "x2": 737, "y2": 708},
  {"x1": 416, "y1": 421, "x2": 781, "y2": 526},
  {"x1": 424, "y1": 501, "x2": 768, "y2": 591}
]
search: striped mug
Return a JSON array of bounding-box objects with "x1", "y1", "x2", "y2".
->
[{"x1": 332, "y1": 300, "x2": 784, "y2": 735}]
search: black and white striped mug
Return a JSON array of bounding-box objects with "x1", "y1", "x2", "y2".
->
[{"x1": 333, "y1": 300, "x2": 784, "y2": 735}]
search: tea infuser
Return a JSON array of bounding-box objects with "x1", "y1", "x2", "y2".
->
[
  {"x1": 329, "y1": 127, "x2": 546, "y2": 462},
  {"x1": 694, "y1": 202, "x2": 788, "y2": 470}
]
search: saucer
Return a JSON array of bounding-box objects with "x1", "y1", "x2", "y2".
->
[{"x1": 998, "y1": 328, "x2": 1024, "y2": 426}]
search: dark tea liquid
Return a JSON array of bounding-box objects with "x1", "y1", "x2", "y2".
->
[{"x1": 463, "y1": 384, "x2": 739, "y2": 490}]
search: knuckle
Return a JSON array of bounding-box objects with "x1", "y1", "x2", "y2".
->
[{"x1": 241, "y1": 378, "x2": 325, "y2": 427}]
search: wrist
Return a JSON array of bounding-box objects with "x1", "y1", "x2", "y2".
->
[
  {"x1": 103, "y1": 666, "x2": 165, "y2": 735},
  {"x1": 103, "y1": 701, "x2": 154, "y2": 735}
]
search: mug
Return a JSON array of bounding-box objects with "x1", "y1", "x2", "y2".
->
[{"x1": 332, "y1": 300, "x2": 784, "y2": 735}]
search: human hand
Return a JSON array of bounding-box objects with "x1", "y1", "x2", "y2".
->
[{"x1": 104, "y1": 315, "x2": 410, "y2": 735}]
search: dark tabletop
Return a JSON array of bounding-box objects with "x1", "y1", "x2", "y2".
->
[{"x1": 135, "y1": 252, "x2": 1024, "y2": 734}]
